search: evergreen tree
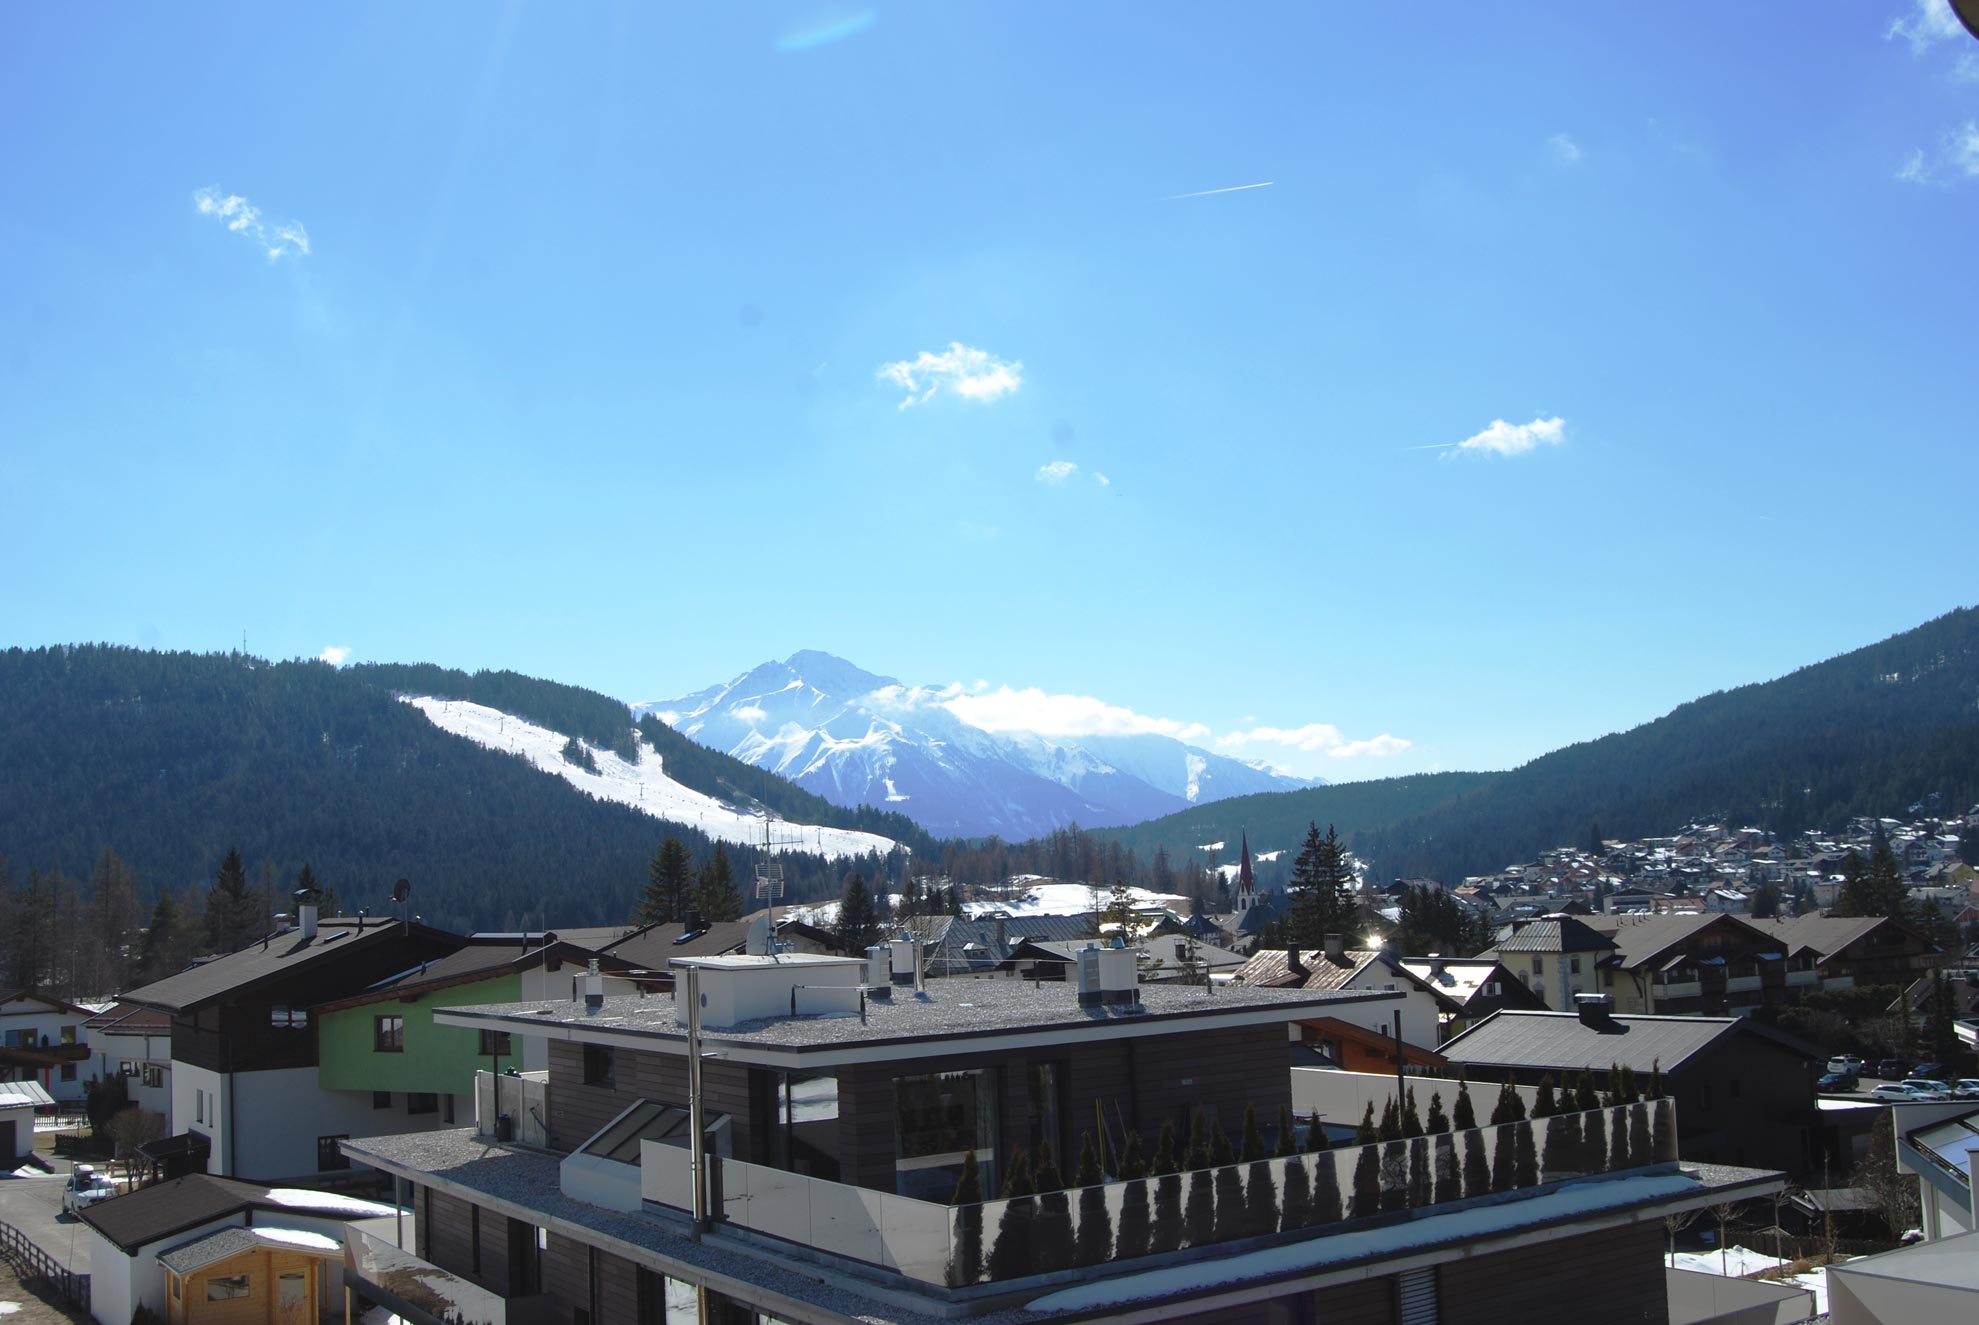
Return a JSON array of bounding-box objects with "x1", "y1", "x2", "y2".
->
[
  {"x1": 835, "y1": 871, "x2": 879, "y2": 955},
  {"x1": 1432, "y1": 1133, "x2": 1461, "y2": 1204},
  {"x1": 1312, "y1": 1148, "x2": 1343, "y2": 1224},
  {"x1": 987, "y1": 1148, "x2": 1035, "y2": 1280},
  {"x1": 1288, "y1": 822, "x2": 1358, "y2": 948},
  {"x1": 1463, "y1": 1127, "x2": 1491, "y2": 1197},
  {"x1": 1149, "y1": 1122, "x2": 1183, "y2": 1255},
  {"x1": 948, "y1": 1150, "x2": 984, "y2": 1286},
  {"x1": 1073, "y1": 1133, "x2": 1112, "y2": 1267},
  {"x1": 693, "y1": 844, "x2": 743, "y2": 922},
  {"x1": 1377, "y1": 1098, "x2": 1401, "y2": 1142},
  {"x1": 1426, "y1": 1091, "x2": 1449, "y2": 1134},
  {"x1": 1490, "y1": 1121, "x2": 1516, "y2": 1192},
  {"x1": 1355, "y1": 1101, "x2": 1378, "y2": 1146},
  {"x1": 134, "y1": 891, "x2": 189, "y2": 984},
  {"x1": 1240, "y1": 1103, "x2": 1266, "y2": 1162},
  {"x1": 1608, "y1": 1107, "x2": 1629, "y2": 1171},
  {"x1": 1214, "y1": 1134, "x2": 1246, "y2": 1241},
  {"x1": 1573, "y1": 1068, "x2": 1599, "y2": 1113},
  {"x1": 1351, "y1": 1137, "x2": 1382, "y2": 1217},
  {"x1": 1532, "y1": 1075, "x2": 1557, "y2": 1119},
  {"x1": 559, "y1": 734, "x2": 600, "y2": 773},
  {"x1": 1031, "y1": 1141, "x2": 1073, "y2": 1273},
  {"x1": 1244, "y1": 1153, "x2": 1278, "y2": 1238},
  {"x1": 1453, "y1": 1075, "x2": 1478, "y2": 1131},
  {"x1": 1275, "y1": 1104, "x2": 1298, "y2": 1158},
  {"x1": 1379, "y1": 1139, "x2": 1408, "y2": 1212},
  {"x1": 1542, "y1": 1115, "x2": 1572, "y2": 1180},
  {"x1": 1406, "y1": 1136, "x2": 1431, "y2": 1208},
  {"x1": 634, "y1": 837, "x2": 693, "y2": 926},
  {"x1": 1184, "y1": 1163, "x2": 1217, "y2": 1247},
  {"x1": 1629, "y1": 1103, "x2": 1651, "y2": 1166},
  {"x1": 1749, "y1": 881, "x2": 1782, "y2": 919},
  {"x1": 1401, "y1": 1087, "x2": 1424, "y2": 1138},
  {"x1": 1186, "y1": 1108, "x2": 1212, "y2": 1169},
  {"x1": 205, "y1": 846, "x2": 258, "y2": 953},
  {"x1": 1307, "y1": 1109, "x2": 1329, "y2": 1153},
  {"x1": 1114, "y1": 1132, "x2": 1151, "y2": 1261},
  {"x1": 1489, "y1": 1081, "x2": 1526, "y2": 1126},
  {"x1": 1513, "y1": 1120, "x2": 1539, "y2": 1187},
  {"x1": 1280, "y1": 1148, "x2": 1311, "y2": 1230}
]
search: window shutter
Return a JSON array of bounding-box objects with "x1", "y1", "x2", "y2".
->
[{"x1": 1397, "y1": 1267, "x2": 1439, "y2": 1325}]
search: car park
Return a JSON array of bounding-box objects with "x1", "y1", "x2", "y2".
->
[
  {"x1": 1877, "y1": 1059, "x2": 1910, "y2": 1080},
  {"x1": 61, "y1": 1164, "x2": 116, "y2": 1217},
  {"x1": 1903, "y1": 1078, "x2": 1953, "y2": 1099},
  {"x1": 1870, "y1": 1083, "x2": 1935, "y2": 1102},
  {"x1": 1827, "y1": 1055, "x2": 1866, "y2": 1076},
  {"x1": 1817, "y1": 1072, "x2": 1859, "y2": 1093},
  {"x1": 1912, "y1": 1062, "x2": 1950, "y2": 1081}
]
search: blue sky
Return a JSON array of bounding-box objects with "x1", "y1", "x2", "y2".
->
[{"x1": 3, "y1": 2, "x2": 1975, "y2": 781}]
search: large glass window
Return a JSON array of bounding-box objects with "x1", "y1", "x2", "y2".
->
[
  {"x1": 774, "y1": 1072, "x2": 840, "y2": 1180},
  {"x1": 893, "y1": 1069, "x2": 997, "y2": 1201},
  {"x1": 1025, "y1": 1063, "x2": 1063, "y2": 1163}
]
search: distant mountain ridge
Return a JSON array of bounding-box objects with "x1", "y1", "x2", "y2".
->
[
  {"x1": 641, "y1": 652, "x2": 1323, "y2": 839},
  {"x1": 1100, "y1": 606, "x2": 1979, "y2": 884}
]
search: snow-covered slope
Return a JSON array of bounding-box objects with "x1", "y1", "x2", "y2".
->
[
  {"x1": 404, "y1": 696, "x2": 899, "y2": 859},
  {"x1": 639, "y1": 652, "x2": 1322, "y2": 839}
]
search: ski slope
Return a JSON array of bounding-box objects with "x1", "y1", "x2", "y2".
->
[{"x1": 405, "y1": 697, "x2": 900, "y2": 861}]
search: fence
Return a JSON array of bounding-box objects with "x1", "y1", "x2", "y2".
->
[
  {"x1": 0, "y1": 1217, "x2": 91, "y2": 1313},
  {"x1": 648, "y1": 1099, "x2": 1680, "y2": 1289}
]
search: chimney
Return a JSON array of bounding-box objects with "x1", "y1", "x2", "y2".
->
[
  {"x1": 865, "y1": 944, "x2": 893, "y2": 995},
  {"x1": 1287, "y1": 944, "x2": 1307, "y2": 977},
  {"x1": 584, "y1": 958, "x2": 606, "y2": 1013},
  {"x1": 1323, "y1": 933, "x2": 1346, "y2": 963},
  {"x1": 299, "y1": 903, "x2": 318, "y2": 942},
  {"x1": 995, "y1": 916, "x2": 1008, "y2": 951},
  {"x1": 1428, "y1": 952, "x2": 1446, "y2": 978},
  {"x1": 1574, "y1": 992, "x2": 1615, "y2": 1027}
]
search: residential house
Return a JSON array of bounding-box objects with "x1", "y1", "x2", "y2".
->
[
  {"x1": 1439, "y1": 995, "x2": 1826, "y2": 1175},
  {"x1": 84, "y1": 1001, "x2": 175, "y2": 1123},
  {"x1": 1577, "y1": 912, "x2": 1800, "y2": 1016},
  {"x1": 78, "y1": 1171, "x2": 399, "y2": 1325},
  {"x1": 119, "y1": 906, "x2": 466, "y2": 1179},
  {"x1": 0, "y1": 1079, "x2": 54, "y2": 1165},
  {"x1": 312, "y1": 938, "x2": 643, "y2": 1150},
  {"x1": 1480, "y1": 913, "x2": 1620, "y2": 1011},
  {"x1": 1750, "y1": 914, "x2": 1941, "y2": 992},
  {"x1": 0, "y1": 988, "x2": 98, "y2": 1106},
  {"x1": 338, "y1": 949, "x2": 1785, "y2": 1325}
]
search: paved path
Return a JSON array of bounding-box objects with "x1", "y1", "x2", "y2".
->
[{"x1": 0, "y1": 1167, "x2": 95, "y2": 1277}]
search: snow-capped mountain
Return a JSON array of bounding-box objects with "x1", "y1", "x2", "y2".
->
[{"x1": 637, "y1": 651, "x2": 1322, "y2": 839}]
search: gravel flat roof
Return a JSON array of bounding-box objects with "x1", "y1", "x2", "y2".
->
[{"x1": 433, "y1": 979, "x2": 1398, "y2": 1061}]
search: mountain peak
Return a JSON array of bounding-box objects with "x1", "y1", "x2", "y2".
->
[{"x1": 781, "y1": 650, "x2": 898, "y2": 697}]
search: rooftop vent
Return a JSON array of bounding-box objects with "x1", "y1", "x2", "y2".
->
[
  {"x1": 1076, "y1": 942, "x2": 1138, "y2": 1009},
  {"x1": 1575, "y1": 992, "x2": 1615, "y2": 1027}
]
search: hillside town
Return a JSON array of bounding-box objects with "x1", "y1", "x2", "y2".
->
[{"x1": 0, "y1": 807, "x2": 1973, "y2": 1324}]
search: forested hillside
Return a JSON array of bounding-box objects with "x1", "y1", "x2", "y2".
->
[
  {"x1": 0, "y1": 646, "x2": 908, "y2": 934},
  {"x1": 1097, "y1": 607, "x2": 1979, "y2": 883}
]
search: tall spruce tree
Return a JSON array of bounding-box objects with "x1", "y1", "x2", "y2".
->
[
  {"x1": 835, "y1": 872, "x2": 879, "y2": 955},
  {"x1": 635, "y1": 837, "x2": 693, "y2": 926},
  {"x1": 205, "y1": 846, "x2": 258, "y2": 953},
  {"x1": 1287, "y1": 822, "x2": 1357, "y2": 949},
  {"x1": 693, "y1": 844, "x2": 743, "y2": 922}
]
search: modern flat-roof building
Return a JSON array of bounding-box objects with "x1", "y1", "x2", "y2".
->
[{"x1": 339, "y1": 944, "x2": 1786, "y2": 1324}]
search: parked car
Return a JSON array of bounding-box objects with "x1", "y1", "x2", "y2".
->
[
  {"x1": 1912, "y1": 1062, "x2": 1951, "y2": 1081},
  {"x1": 1870, "y1": 1083, "x2": 1935, "y2": 1102},
  {"x1": 1817, "y1": 1072, "x2": 1860, "y2": 1093},
  {"x1": 1903, "y1": 1078, "x2": 1953, "y2": 1098},
  {"x1": 1952, "y1": 1080, "x2": 1979, "y2": 1100},
  {"x1": 1876, "y1": 1059, "x2": 1910, "y2": 1080},
  {"x1": 1827, "y1": 1055, "x2": 1866, "y2": 1075},
  {"x1": 61, "y1": 1164, "x2": 116, "y2": 1216}
]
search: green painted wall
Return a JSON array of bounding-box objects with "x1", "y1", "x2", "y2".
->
[{"x1": 317, "y1": 972, "x2": 524, "y2": 1092}]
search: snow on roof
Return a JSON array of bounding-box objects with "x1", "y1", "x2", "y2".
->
[{"x1": 262, "y1": 1188, "x2": 397, "y2": 1217}]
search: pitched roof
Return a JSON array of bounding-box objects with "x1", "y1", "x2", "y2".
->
[
  {"x1": 1438, "y1": 1010, "x2": 1819, "y2": 1075},
  {"x1": 82, "y1": 1001, "x2": 171, "y2": 1034},
  {"x1": 1491, "y1": 915, "x2": 1618, "y2": 955},
  {"x1": 314, "y1": 940, "x2": 641, "y2": 1013},
  {"x1": 1579, "y1": 913, "x2": 1786, "y2": 970},
  {"x1": 120, "y1": 919, "x2": 462, "y2": 1013},
  {"x1": 156, "y1": 1225, "x2": 341, "y2": 1275},
  {"x1": 1232, "y1": 948, "x2": 1379, "y2": 990},
  {"x1": 602, "y1": 914, "x2": 763, "y2": 969},
  {"x1": 1748, "y1": 913, "x2": 1935, "y2": 960},
  {"x1": 0, "y1": 988, "x2": 96, "y2": 1017},
  {"x1": 0, "y1": 1080, "x2": 55, "y2": 1108},
  {"x1": 80, "y1": 1173, "x2": 395, "y2": 1252}
]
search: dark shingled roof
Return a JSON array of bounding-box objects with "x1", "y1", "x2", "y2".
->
[
  {"x1": 1232, "y1": 948, "x2": 1379, "y2": 990},
  {"x1": 82, "y1": 1001, "x2": 171, "y2": 1034},
  {"x1": 1490, "y1": 915, "x2": 1619, "y2": 955},
  {"x1": 1748, "y1": 914, "x2": 1932, "y2": 960},
  {"x1": 80, "y1": 1174, "x2": 395, "y2": 1253},
  {"x1": 1439, "y1": 1010, "x2": 1820, "y2": 1075},
  {"x1": 1578, "y1": 913, "x2": 1786, "y2": 970},
  {"x1": 120, "y1": 920, "x2": 461, "y2": 1013}
]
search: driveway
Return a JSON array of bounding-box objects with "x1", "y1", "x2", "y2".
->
[{"x1": 0, "y1": 1163, "x2": 96, "y2": 1276}]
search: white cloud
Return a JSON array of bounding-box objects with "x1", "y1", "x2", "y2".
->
[
  {"x1": 1548, "y1": 133, "x2": 1583, "y2": 164},
  {"x1": 1954, "y1": 121, "x2": 1979, "y2": 176},
  {"x1": 1036, "y1": 459, "x2": 1078, "y2": 483},
  {"x1": 1217, "y1": 723, "x2": 1413, "y2": 759},
  {"x1": 1093, "y1": 472, "x2": 1111, "y2": 487},
  {"x1": 194, "y1": 187, "x2": 310, "y2": 260},
  {"x1": 730, "y1": 705, "x2": 768, "y2": 723},
  {"x1": 317, "y1": 646, "x2": 351, "y2": 666},
  {"x1": 1897, "y1": 148, "x2": 1934, "y2": 184},
  {"x1": 877, "y1": 342, "x2": 1022, "y2": 409},
  {"x1": 1897, "y1": 122, "x2": 1979, "y2": 186},
  {"x1": 1441, "y1": 415, "x2": 1568, "y2": 460},
  {"x1": 1887, "y1": 0, "x2": 1964, "y2": 53},
  {"x1": 941, "y1": 687, "x2": 1211, "y2": 742}
]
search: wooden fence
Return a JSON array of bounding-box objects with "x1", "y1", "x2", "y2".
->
[{"x1": 0, "y1": 1217, "x2": 91, "y2": 1313}]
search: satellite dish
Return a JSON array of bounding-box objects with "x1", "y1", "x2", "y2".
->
[{"x1": 391, "y1": 878, "x2": 412, "y2": 904}]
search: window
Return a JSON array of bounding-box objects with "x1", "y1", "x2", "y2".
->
[
  {"x1": 1532, "y1": 957, "x2": 1544, "y2": 975},
  {"x1": 195, "y1": 1089, "x2": 204, "y2": 1124},
  {"x1": 375, "y1": 1015, "x2": 404, "y2": 1053},
  {"x1": 142, "y1": 1064, "x2": 163, "y2": 1089},
  {"x1": 278, "y1": 1272, "x2": 306, "y2": 1308},
  {"x1": 59, "y1": 1025, "x2": 77, "y2": 1044},
  {"x1": 1569, "y1": 957, "x2": 1581, "y2": 975},
  {"x1": 893, "y1": 1068, "x2": 998, "y2": 1200},
  {"x1": 269, "y1": 1004, "x2": 308, "y2": 1028},
  {"x1": 373, "y1": 1091, "x2": 393, "y2": 1110},
  {"x1": 480, "y1": 1028, "x2": 513, "y2": 1056},
  {"x1": 444, "y1": 1094, "x2": 456, "y2": 1124},
  {"x1": 119, "y1": 1059, "x2": 136, "y2": 1076},
  {"x1": 317, "y1": 1134, "x2": 350, "y2": 1170},
  {"x1": 583, "y1": 1043, "x2": 615, "y2": 1087},
  {"x1": 60, "y1": 1063, "x2": 75, "y2": 1081},
  {"x1": 770, "y1": 1071, "x2": 840, "y2": 1179},
  {"x1": 207, "y1": 1274, "x2": 251, "y2": 1301},
  {"x1": 407, "y1": 1092, "x2": 439, "y2": 1115}
]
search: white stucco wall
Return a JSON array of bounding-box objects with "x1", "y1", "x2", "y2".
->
[
  {"x1": 0, "y1": 997, "x2": 94, "y2": 1104},
  {"x1": 171, "y1": 1060, "x2": 226, "y2": 1172},
  {"x1": 0, "y1": 1102, "x2": 36, "y2": 1162}
]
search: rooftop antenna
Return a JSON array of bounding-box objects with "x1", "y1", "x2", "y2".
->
[
  {"x1": 391, "y1": 877, "x2": 412, "y2": 930},
  {"x1": 753, "y1": 814, "x2": 792, "y2": 959}
]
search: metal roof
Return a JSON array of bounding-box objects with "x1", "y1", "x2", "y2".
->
[
  {"x1": 0, "y1": 1080, "x2": 55, "y2": 1108},
  {"x1": 1490, "y1": 915, "x2": 1618, "y2": 954},
  {"x1": 1438, "y1": 1010, "x2": 1785, "y2": 1075},
  {"x1": 119, "y1": 919, "x2": 460, "y2": 1012}
]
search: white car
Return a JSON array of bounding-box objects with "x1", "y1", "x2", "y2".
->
[
  {"x1": 1953, "y1": 1080, "x2": 1979, "y2": 1100},
  {"x1": 1870, "y1": 1083, "x2": 1938, "y2": 1102},
  {"x1": 1902, "y1": 1079, "x2": 1953, "y2": 1099},
  {"x1": 1827, "y1": 1055, "x2": 1866, "y2": 1075},
  {"x1": 61, "y1": 1164, "x2": 116, "y2": 1216}
]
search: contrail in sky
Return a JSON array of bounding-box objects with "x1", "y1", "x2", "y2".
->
[{"x1": 1164, "y1": 181, "x2": 1274, "y2": 200}]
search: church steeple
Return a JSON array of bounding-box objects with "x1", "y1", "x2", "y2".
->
[{"x1": 1237, "y1": 831, "x2": 1255, "y2": 912}]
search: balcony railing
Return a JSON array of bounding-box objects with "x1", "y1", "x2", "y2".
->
[
  {"x1": 343, "y1": 1223, "x2": 555, "y2": 1325},
  {"x1": 643, "y1": 1100, "x2": 1679, "y2": 1289},
  {"x1": 1785, "y1": 969, "x2": 1819, "y2": 986},
  {"x1": 1726, "y1": 975, "x2": 1764, "y2": 993}
]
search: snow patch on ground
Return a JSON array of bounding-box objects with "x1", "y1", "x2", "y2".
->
[
  {"x1": 0, "y1": 1302, "x2": 22, "y2": 1315},
  {"x1": 405, "y1": 698, "x2": 899, "y2": 861},
  {"x1": 1255, "y1": 849, "x2": 1283, "y2": 863},
  {"x1": 963, "y1": 882, "x2": 1189, "y2": 918}
]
